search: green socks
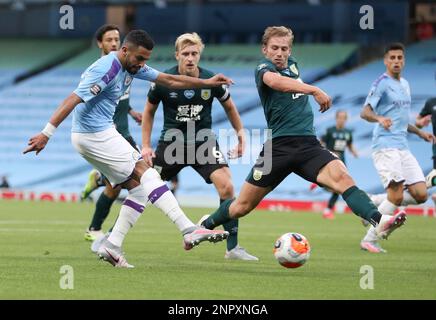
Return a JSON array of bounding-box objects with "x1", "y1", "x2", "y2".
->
[
  {"x1": 89, "y1": 192, "x2": 116, "y2": 231},
  {"x1": 342, "y1": 186, "x2": 382, "y2": 227},
  {"x1": 220, "y1": 199, "x2": 238, "y2": 251}
]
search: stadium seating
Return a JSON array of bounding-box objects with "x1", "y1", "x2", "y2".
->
[{"x1": 0, "y1": 38, "x2": 88, "y2": 89}]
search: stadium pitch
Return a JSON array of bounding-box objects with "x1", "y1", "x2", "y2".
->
[{"x1": 0, "y1": 200, "x2": 435, "y2": 300}]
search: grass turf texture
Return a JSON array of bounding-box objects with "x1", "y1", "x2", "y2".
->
[{"x1": 0, "y1": 200, "x2": 435, "y2": 299}]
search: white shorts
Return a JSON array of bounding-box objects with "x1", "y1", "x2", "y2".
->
[
  {"x1": 71, "y1": 127, "x2": 141, "y2": 185},
  {"x1": 372, "y1": 148, "x2": 425, "y2": 189}
]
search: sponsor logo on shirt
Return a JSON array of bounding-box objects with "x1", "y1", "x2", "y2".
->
[
  {"x1": 90, "y1": 84, "x2": 101, "y2": 96},
  {"x1": 176, "y1": 104, "x2": 203, "y2": 122},
  {"x1": 169, "y1": 92, "x2": 178, "y2": 98}
]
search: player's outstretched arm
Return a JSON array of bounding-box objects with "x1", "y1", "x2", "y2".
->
[
  {"x1": 23, "y1": 93, "x2": 82, "y2": 155},
  {"x1": 141, "y1": 99, "x2": 158, "y2": 166},
  {"x1": 154, "y1": 73, "x2": 233, "y2": 89},
  {"x1": 262, "y1": 71, "x2": 331, "y2": 112}
]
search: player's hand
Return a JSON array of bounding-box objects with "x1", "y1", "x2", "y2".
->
[
  {"x1": 419, "y1": 131, "x2": 435, "y2": 143},
  {"x1": 141, "y1": 146, "x2": 155, "y2": 167},
  {"x1": 228, "y1": 142, "x2": 244, "y2": 159},
  {"x1": 207, "y1": 74, "x2": 234, "y2": 87},
  {"x1": 228, "y1": 131, "x2": 246, "y2": 159},
  {"x1": 23, "y1": 133, "x2": 49, "y2": 155},
  {"x1": 129, "y1": 110, "x2": 142, "y2": 125},
  {"x1": 377, "y1": 116, "x2": 392, "y2": 130},
  {"x1": 313, "y1": 88, "x2": 332, "y2": 113},
  {"x1": 416, "y1": 115, "x2": 431, "y2": 128}
]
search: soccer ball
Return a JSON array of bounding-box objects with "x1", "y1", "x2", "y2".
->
[{"x1": 273, "y1": 232, "x2": 311, "y2": 268}]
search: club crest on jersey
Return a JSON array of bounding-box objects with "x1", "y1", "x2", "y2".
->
[
  {"x1": 124, "y1": 75, "x2": 133, "y2": 86},
  {"x1": 253, "y1": 169, "x2": 263, "y2": 181},
  {"x1": 184, "y1": 90, "x2": 195, "y2": 99},
  {"x1": 90, "y1": 84, "x2": 101, "y2": 96},
  {"x1": 289, "y1": 64, "x2": 299, "y2": 76},
  {"x1": 201, "y1": 89, "x2": 211, "y2": 100}
]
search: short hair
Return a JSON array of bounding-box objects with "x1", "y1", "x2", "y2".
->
[
  {"x1": 336, "y1": 110, "x2": 348, "y2": 118},
  {"x1": 175, "y1": 32, "x2": 205, "y2": 53},
  {"x1": 384, "y1": 42, "x2": 405, "y2": 55},
  {"x1": 262, "y1": 26, "x2": 294, "y2": 47},
  {"x1": 94, "y1": 24, "x2": 120, "y2": 42},
  {"x1": 123, "y1": 30, "x2": 155, "y2": 50}
]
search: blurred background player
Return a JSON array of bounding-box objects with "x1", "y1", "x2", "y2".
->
[
  {"x1": 142, "y1": 32, "x2": 257, "y2": 261},
  {"x1": 313, "y1": 110, "x2": 358, "y2": 219},
  {"x1": 201, "y1": 26, "x2": 406, "y2": 243},
  {"x1": 0, "y1": 175, "x2": 10, "y2": 189},
  {"x1": 360, "y1": 43, "x2": 434, "y2": 253},
  {"x1": 80, "y1": 24, "x2": 143, "y2": 242}
]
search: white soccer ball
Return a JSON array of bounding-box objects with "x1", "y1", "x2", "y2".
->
[{"x1": 273, "y1": 232, "x2": 311, "y2": 268}]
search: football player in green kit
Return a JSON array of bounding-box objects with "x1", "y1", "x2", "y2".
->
[
  {"x1": 200, "y1": 26, "x2": 407, "y2": 241},
  {"x1": 80, "y1": 24, "x2": 143, "y2": 241},
  {"x1": 312, "y1": 110, "x2": 358, "y2": 219},
  {"x1": 142, "y1": 32, "x2": 258, "y2": 261}
]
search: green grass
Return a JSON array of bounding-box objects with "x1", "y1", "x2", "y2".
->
[{"x1": 0, "y1": 200, "x2": 435, "y2": 299}]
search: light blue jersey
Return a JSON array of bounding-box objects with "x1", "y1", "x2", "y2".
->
[
  {"x1": 364, "y1": 73, "x2": 411, "y2": 151},
  {"x1": 72, "y1": 52, "x2": 159, "y2": 133}
]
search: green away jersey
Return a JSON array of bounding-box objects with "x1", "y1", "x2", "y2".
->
[
  {"x1": 321, "y1": 126, "x2": 353, "y2": 162},
  {"x1": 255, "y1": 56, "x2": 315, "y2": 138},
  {"x1": 147, "y1": 66, "x2": 230, "y2": 143},
  {"x1": 113, "y1": 86, "x2": 132, "y2": 139}
]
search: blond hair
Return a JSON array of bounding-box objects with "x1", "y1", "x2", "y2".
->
[
  {"x1": 262, "y1": 26, "x2": 294, "y2": 47},
  {"x1": 175, "y1": 32, "x2": 205, "y2": 53}
]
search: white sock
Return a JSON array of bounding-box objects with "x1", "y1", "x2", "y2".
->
[
  {"x1": 140, "y1": 168, "x2": 194, "y2": 233},
  {"x1": 378, "y1": 199, "x2": 397, "y2": 215},
  {"x1": 363, "y1": 226, "x2": 378, "y2": 242},
  {"x1": 401, "y1": 191, "x2": 418, "y2": 206},
  {"x1": 362, "y1": 199, "x2": 396, "y2": 243},
  {"x1": 108, "y1": 185, "x2": 145, "y2": 247}
]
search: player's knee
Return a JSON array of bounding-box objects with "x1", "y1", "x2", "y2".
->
[
  {"x1": 414, "y1": 192, "x2": 428, "y2": 204},
  {"x1": 390, "y1": 194, "x2": 403, "y2": 206},
  {"x1": 334, "y1": 171, "x2": 355, "y2": 193},
  {"x1": 104, "y1": 185, "x2": 121, "y2": 199}
]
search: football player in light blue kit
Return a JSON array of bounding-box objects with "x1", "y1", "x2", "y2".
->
[
  {"x1": 24, "y1": 30, "x2": 232, "y2": 268},
  {"x1": 360, "y1": 43, "x2": 434, "y2": 253}
]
